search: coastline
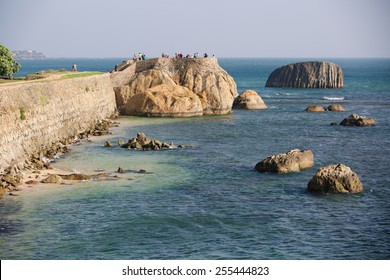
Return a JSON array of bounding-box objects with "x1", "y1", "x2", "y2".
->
[
  {"x1": 1, "y1": 117, "x2": 120, "y2": 196},
  {"x1": 0, "y1": 58, "x2": 389, "y2": 260}
]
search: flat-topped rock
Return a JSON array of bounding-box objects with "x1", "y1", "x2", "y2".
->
[
  {"x1": 307, "y1": 164, "x2": 363, "y2": 193},
  {"x1": 266, "y1": 61, "x2": 343, "y2": 88},
  {"x1": 233, "y1": 90, "x2": 267, "y2": 110},
  {"x1": 255, "y1": 149, "x2": 314, "y2": 173},
  {"x1": 112, "y1": 58, "x2": 238, "y2": 117}
]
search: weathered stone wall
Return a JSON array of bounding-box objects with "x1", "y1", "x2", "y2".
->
[{"x1": 0, "y1": 74, "x2": 116, "y2": 172}]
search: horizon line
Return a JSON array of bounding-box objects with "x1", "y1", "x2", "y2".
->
[{"x1": 16, "y1": 56, "x2": 390, "y2": 60}]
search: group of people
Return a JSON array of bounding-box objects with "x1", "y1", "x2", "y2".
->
[
  {"x1": 163, "y1": 52, "x2": 214, "y2": 59},
  {"x1": 133, "y1": 52, "x2": 147, "y2": 61},
  {"x1": 130, "y1": 52, "x2": 215, "y2": 62}
]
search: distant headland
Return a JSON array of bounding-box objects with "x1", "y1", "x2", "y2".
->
[{"x1": 11, "y1": 50, "x2": 46, "y2": 60}]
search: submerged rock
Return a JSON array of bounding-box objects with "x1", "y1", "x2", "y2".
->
[
  {"x1": 266, "y1": 61, "x2": 343, "y2": 88},
  {"x1": 118, "y1": 139, "x2": 126, "y2": 146},
  {"x1": 307, "y1": 164, "x2": 363, "y2": 193},
  {"x1": 304, "y1": 105, "x2": 326, "y2": 112},
  {"x1": 41, "y1": 174, "x2": 63, "y2": 184},
  {"x1": 305, "y1": 104, "x2": 345, "y2": 112},
  {"x1": 327, "y1": 104, "x2": 345, "y2": 111},
  {"x1": 233, "y1": 90, "x2": 267, "y2": 110},
  {"x1": 59, "y1": 174, "x2": 92, "y2": 180},
  {"x1": 340, "y1": 114, "x2": 376, "y2": 126},
  {"x1": 255, "y1": 149, "x2": 314, "y2": 173},
  {"x1": 104, "y1": 141, "x2": 113, "y2": 147}
]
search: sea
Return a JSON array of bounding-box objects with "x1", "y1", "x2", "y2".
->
[{"x1": 1, "y1": 58, "x2": 389, "y2": 260}]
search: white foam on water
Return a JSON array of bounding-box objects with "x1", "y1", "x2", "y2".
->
[{"x1": 323, "y1": 96, "x2": 345, "y2": 100}]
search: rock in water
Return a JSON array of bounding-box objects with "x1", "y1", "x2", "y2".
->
[
  {"x1": 307, "y1": 164, "x2": 363, "y2": 193},
  {"x1": 327, "y1": 104, "x2": 345, "y2": 111},
  {"x1": 41, "y1": 174, "x2": 63, "y2": 184},
  {"x1": 340, "y1": 114, "x2": 376, "y2": 126},
  {"x1": 233, "y1": 90, "x2": 267, "y2": 110},
  {"x1": 255, "y1": 149, "x2": 314, "y2": 173},
  {"x1": 104, "y1": 141, "x2": 113, "y2": 147},
  {"x1": 112, "y1": 58, "x2": 238, "y2": 116},
  {"x1": 304, "y1": 105, "x2": 326, "y2": 112},
  {"x1": 265, "y1": 61, "x2": 343, "y2": 88},
  {"x1": 59, "y1": 174, "x2": 92, "y2": 180}
]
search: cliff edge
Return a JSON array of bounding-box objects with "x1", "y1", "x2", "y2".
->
[
  {"x1": 265, "y1": 61, "x2": 343, "y2": 88},
  {"x1": 112, "y1": 58, "x2": 238, "y2": 117}
]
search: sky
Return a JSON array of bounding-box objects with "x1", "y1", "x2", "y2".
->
[{"x1": 1, "y1": 0, "x2": 389, "y2": 58}]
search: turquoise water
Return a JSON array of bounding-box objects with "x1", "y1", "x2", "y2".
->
[{"x1": 1, "y1": 58, "x2": 389, "y2": 259}]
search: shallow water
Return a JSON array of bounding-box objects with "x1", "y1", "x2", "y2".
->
[{"x1": 1, "y1": 58, "x2": 389, "y2": 259}]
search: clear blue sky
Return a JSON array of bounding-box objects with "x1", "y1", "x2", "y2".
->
[{"x1": 1, "y1": 0, "x2": 389, "y2": 58}]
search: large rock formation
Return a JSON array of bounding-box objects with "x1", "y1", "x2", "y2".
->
[
  {"x1": 122, "y1": 84, "x2": 203, "y2": 117},
  {"x1": 307, "y1": 164, "x2": 363, "y2": 193},
  {"x1": 265, "y1": 61, "x2": 343, "y2": 88},
  {"x1": 233, "y1": 90, "x2": 267, "y2": 110},
  {"x1": 112, "y1": 58, "x2": 238, "y2": 117},
  {"x1": 255, "y1": 149, "x2": 314, "y2": 173},
  {"x1": 340, "y1": 114, "x2": 376, "y2": 126}
]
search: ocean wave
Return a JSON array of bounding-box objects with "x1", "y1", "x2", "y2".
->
[{"x1": 323, "y1": 96, "x2": 345, "y2": 101}]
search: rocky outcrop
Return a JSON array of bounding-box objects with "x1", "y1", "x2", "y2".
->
[
  {"x1": 266, "y1": 61, "x2": 343, "y2": 88},
  {"x1": 340, "y1": 114, "x2": 376, "y2": 126},
  {"x1": 255, "y1": 149, "x2": 314, "y2": 173},
  {"x1": 307, "y1": 164, "x2": 363, "y2": 193},
  {"x1": 112, "y1": 58, "x2": 238, "y2": 116},
  {"x1": 108, "y1": 132, "x2": 190, "y2": 151},
  {"x1": 118, "y1": 132, "x2": 173, "y2": 150},
  {"x1": 233, "y1": 90, "x2": 267, "y2": 110}
]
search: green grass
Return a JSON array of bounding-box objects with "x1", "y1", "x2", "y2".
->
[
  {"x1": 19, "y1": 107, "x2": 26, "y2": 120},
  {"x1": 61, "y1": 72, "x2": 103, "y2": 79},
  {"x1": 0, "y1": 77, "x2": 26, "y2": 83}
]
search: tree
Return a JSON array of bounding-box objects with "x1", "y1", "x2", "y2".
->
[{"x1": 0, "y1": 44, "x2": 21, "y2": 78}]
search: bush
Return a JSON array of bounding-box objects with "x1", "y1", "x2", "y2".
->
[{"x1": 0, "y1": 44, "x2": 21, "y2": 77}]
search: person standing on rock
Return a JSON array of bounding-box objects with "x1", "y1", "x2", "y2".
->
[{"x1": 204, "y1": 53, "x2": 208, "y2": 58}]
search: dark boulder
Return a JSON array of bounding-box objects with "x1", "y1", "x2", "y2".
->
[{"x1": 340, "y1": 114, "x2": 376, "y2": 126}]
